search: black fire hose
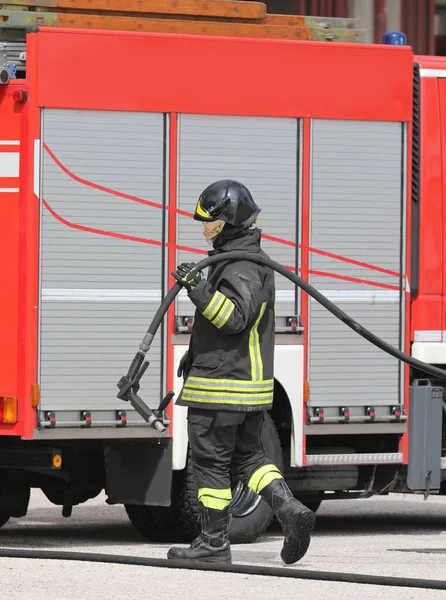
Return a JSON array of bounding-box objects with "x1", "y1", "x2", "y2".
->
[
  {"x1": 151, "y1": 251, "x2": 446, "y2": 379},
  {"x1": 0, "y1": 549, "x2": 445, "y2": 591},
  {"x1": 119, "y1": 250, "x2": 446, "y2": 429},
  {"x1": 7, "y1": 252, "x2": 444, "y2": 590}
]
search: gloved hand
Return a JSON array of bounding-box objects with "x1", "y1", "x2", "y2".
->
[
  {"x1": 177, "y1": 351, "x2": 190, "y2": 379},
  {"x1": 172, "y1": 262, "x2": 204, "y2": 292}
]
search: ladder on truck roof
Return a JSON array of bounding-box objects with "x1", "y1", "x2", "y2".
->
[{"x1": 0, "y1": 0, "x2": 365, "y2": 79}]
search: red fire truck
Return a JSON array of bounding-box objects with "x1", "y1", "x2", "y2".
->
[{"x1": 0, "y1": 26, "x2": 444, "y2": 544}]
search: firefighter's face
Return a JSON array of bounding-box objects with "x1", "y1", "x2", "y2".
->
[{"x1": 203, "y1": 219, "x2": 225, "y2": 242}]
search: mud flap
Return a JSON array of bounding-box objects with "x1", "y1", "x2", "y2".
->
[
  {"x1": 103, "y1": 439, "x2": 172, "y2": 506},
  {"x1": 407, "y1": 380, "x2": 443, "y2": 493}
]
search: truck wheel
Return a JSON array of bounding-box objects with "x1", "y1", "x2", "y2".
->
[
  {"x1": 125, "y1": 504, "x2": 181, "y2": 543},
  {"x1": 126, "y1": 412, "x2": 283, "y2": 545},
  {"x1": 0, "y1": 512, "x2": 10, "y2": 529}
]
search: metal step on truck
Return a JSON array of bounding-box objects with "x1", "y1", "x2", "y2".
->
[{"x1": 0, "y1": 11, "x2": 444, "y2": 543}]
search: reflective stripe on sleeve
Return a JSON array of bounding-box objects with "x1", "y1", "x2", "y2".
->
[
  {"x1": 214, "y1": 299, "x2": 235, "y2": 328},
  {"x1": 203, "y1": 291, "x2": 225, "y2": 320},
  {"x1": 202, "y1": 291, "x2": 236, "y2": 329}
]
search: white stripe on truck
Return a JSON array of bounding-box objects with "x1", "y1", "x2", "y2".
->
[{"x1": 42, "y1": 288, "x2": 403, "y2": 303}]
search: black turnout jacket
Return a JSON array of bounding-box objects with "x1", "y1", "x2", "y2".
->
[{"x1": 177, "y1": 228, "x2": 275, "y2": 412}]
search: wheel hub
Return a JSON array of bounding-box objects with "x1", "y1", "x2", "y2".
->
[{"x1": 230, "y1": 481, "x2": 262, "y2": 517}]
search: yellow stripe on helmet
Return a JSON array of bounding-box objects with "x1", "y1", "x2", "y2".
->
[{"x1": 195, "y1": 199, "x2": 211, "y2": 219}]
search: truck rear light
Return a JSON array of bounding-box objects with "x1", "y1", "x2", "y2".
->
[
  {"x1": 0, "y1": 397, "x2": 18, "y2": 423},
  {"x1": 13, "y1": 90, "x2": 27, "y2": 103},
  {"x1": 304, "y1": 381, "x2": 310, "y2": 403},
  {"x1": 31, "y1": 384, "x2": 40, "y2": 407}
]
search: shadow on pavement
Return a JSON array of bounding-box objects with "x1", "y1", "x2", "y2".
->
[
  {"x1": 0, "y1": 501, "x2": 445, "y2": 548},
  {"x1": 267, "y1": 512, "x2": 446, "y2": 538},
  {"x1": 0, "y1": 524, "x2": 143, "y2": 548}
]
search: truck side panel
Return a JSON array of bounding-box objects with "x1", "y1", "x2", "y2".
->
[
  {"x1": 441, "y1": 82, "x2": 446, "y2": 348},
  {"x1": 308, "y1": 120, "x2": 405, "y2": 414},
  {"x1": 175, "y1": 114, "x2": 299, "y2": 318},
  {"x1": 39, "y1": 109, "x2": 166, "y2": 424},
  {"x1": 21, "y1": 28, "x2": 413, "y2": 441},
  {"x1": 32, "y1": 29, "x2": 413, "y2": 122},
  {"x1": 0, "y1": 88, "x2": 21, "y2": 401},
  {"x1": 0, "y1": 86, "x2": 20, "y2": 396},
  {"x1": 411, "y1": 78, "x2": 444, "y2": 352}
]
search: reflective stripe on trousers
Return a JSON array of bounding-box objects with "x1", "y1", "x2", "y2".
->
[
  {"x1": 248, "y1": 464, "x2": 283, "y2": 494},
  {"x1": 198, "y1": 487, "x2": 232, "y2": 509}
]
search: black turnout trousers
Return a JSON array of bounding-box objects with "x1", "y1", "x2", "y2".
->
[{"x1": 187, "y1": 407, "x2": 274, "y2": 491}]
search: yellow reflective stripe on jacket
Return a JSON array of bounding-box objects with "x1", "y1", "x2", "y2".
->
[
  {"x1": 203, "y1": 291, "x2": 225, "y2": 320},
  {"x1": 186, "y1": 376, "x2": 274, "y2": 392},
  {"x1": 183, "y1": 388, "x2": 272, "y2": 399},
  {"x1": 182, "y1": 391, "x2": 273, "y2": 405},
  {"x1": 203, "y1": 291, "x2": 236, "y2": 329},
  {"x1": 214, "y1": 299, "x2": 235, "y2": 329},
  {"x1": 198, "y1": 487, "x2": 232, "y2": 509},
  {"x1": 249, "y1": 302, "x2": 267, "y2": 381},
  {"x1": 182, "y1": 395, "x2": 272, "y2": 406},
  {"x1": 248, "y1": 464, "x2": 283, "y2": 494}
]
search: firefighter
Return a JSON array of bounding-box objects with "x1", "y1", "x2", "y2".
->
[{"x1": 168, "y1": 180, "x2": 316, "y2": 564}]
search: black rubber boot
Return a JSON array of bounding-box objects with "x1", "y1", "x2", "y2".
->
[
  {"x1": 261, "y1": 478, "x2": 316, "y2": 565},
  {"x1": 167, "y1": 505, "x2": 231, "y2": 564}
]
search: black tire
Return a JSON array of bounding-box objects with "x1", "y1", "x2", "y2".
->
[
  {"x1": 0, "y1": 483, "x2": 30, "y2": 520},
  {"x1": 126, "y1": 503, "x2": 182, "y2": 543},
  {"x1": 126, "y1": 412, "x2": 283, "y2": 545},
  {"x1": 0, "y1": 512, "x2": 10, "y2": 529}
]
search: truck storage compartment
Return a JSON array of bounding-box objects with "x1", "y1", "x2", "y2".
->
[
  {"x1": 307, "y1": 120, "x2": 405, "y2": 422},
  {"x1": 175, "y1": 113, "x2": 299, "y2": 321},
  {"x1": 39, "y1": 109, "x2": 166, "y2": 427}
]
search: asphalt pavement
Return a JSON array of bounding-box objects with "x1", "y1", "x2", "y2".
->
[{"x1": 0, "y1": 490, "x2": 445, "y2": 600}]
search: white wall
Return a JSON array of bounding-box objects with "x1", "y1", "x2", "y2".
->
[
  {"x1": 348, "y1": 0, "x2": 402, "y2": 44},
  {"x1": 387, "y1": 0, "x2": 402, "y2": 32},
  {"x1": 349, "y1": 0, "x2": 374, "y2": 43}
]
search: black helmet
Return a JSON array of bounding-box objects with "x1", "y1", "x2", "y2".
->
[{"x1": 194, "y1": 180, "x2": 260, "y2": 228}]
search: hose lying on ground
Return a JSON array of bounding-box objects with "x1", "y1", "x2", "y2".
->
[{"x1": 0, "y1": 549, "x2": 445, "y2": 591}]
